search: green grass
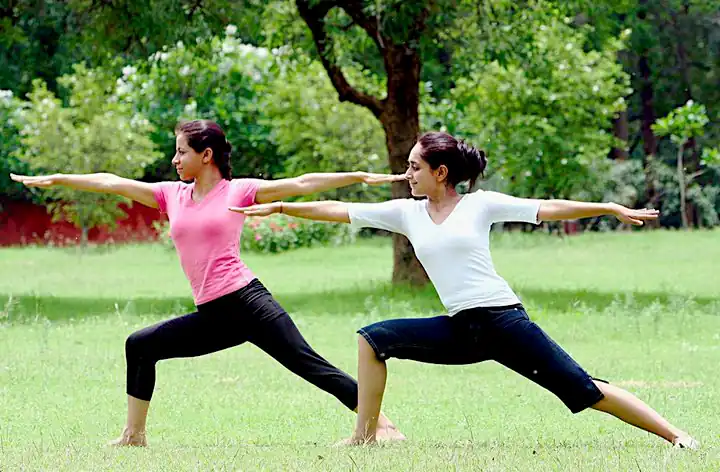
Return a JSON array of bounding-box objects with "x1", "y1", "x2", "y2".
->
[{"x1": 1, "y1": 230, "x2": 719, "y2": 470}]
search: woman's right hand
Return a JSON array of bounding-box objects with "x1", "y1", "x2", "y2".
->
[
  {"x1": 10, "y1": 173, "x2": 62, "y2": 188},
  {"x1": 229, "y1": 202, "x2": 282, "y2": 217}
]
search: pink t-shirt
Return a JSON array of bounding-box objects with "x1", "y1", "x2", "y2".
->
[{"x1": 153, "y1": 178, "x2": 260, "y2": 305}]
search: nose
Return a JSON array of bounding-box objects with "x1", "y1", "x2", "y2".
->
[
  {"x1": 171, "y1": 154, "x2": 179, "y2": 165},
  {"x1": 404, "y1": 169, "x2": 412, "y2": 180}
]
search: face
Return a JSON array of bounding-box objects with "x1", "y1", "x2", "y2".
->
[
  {"x1": 405, "y1": 143, "x2": 448, "y2": 197},
  {"x1": 171, "y1": 134, "x2": 211, "y2": 181}
]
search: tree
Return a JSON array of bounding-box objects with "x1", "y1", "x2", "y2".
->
[
  {"x1": 427, "y1": 17, "x2": 630, "y2": 201},
  {"x1": 0, "y1": 90, "x2": 34, "y2": 201},
  {"x1": 652, "y1": 100, "x2": 717, "y2": 228},
  {"x1": 262, "y1": 55, "x2": 390, "y2": 202},
  {"x1": 0, "y1": 0, "x2": 272, "y2": 97},
  {"x1": 14, "y1": 65, "x2": 160, "y2": 246},
  {"x1": 293, "y1": 0, "x2": 462, "y2": 285},
  {"x1": 115, "y1": 29, "x2": 284, "y2": 181}
]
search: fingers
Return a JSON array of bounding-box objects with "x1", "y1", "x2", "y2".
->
[
  {"x1": 228, "y1": 206, "x2": 268, "y2": 216},
  {"x1": 630, "y1": 209, "x2": 659, "y2": 220},
  {"x1": 10, "y1": 174, "x2": 53, "y2": 187},
  {"x1": 366, "y1": 174, "x2": 407, "y2": 185},
  {"x1": 229, "y1": 206, "x2": 254, "y2": 214}
]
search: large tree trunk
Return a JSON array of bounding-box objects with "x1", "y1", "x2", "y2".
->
[
  {"x1": 677, "y1": 143, "x2": 689, "y2": 229},
  {"x1": 638, "y1": 53, "x2": 658, "y2": 210},
  {"x1": 379, "y1": 45, "x2": 428, "y2": 285},
  {"x1": 672, "y1": 5, "x2": 698, "y2": 226},
  {"x1": 295, "y1": 0, "x2": 431, "y2": 285},
  {"x1": 611, "y1": 110, "x2": 629, "y2": 160}
]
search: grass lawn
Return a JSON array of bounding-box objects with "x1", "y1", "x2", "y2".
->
[{"x1": 1, "y1": 230, "x2": 718, "y2": 470}]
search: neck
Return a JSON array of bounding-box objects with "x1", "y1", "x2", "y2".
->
[
  {"x1": 193, "y1": 167, "x2": 224, "y2": 197},
  {"x1": 426, "y1": 186, "x2": 460, "y2": 206}
]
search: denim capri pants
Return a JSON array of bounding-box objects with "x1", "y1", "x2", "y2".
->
[{"x1": 358, "y1": 304, "x2": 605, "y2": 413}]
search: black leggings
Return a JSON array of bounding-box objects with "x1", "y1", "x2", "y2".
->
[{"x1": 124, "y1": 279, "x2": 358, "y2": 409}]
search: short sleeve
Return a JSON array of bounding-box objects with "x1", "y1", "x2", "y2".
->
[
  {"x1": 152, "y1": 181, "x2": 181, "y2": 214},
  {"x1": 346, "y1": 199, "x2": 410, "y2": 235},
  {"x1": 480, "y1": 191, "x2": 542, "y2": 224},
  {"x1": 229, "y1": 178, "x2": 262, "y2": 207}
]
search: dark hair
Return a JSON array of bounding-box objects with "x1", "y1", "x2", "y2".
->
[
  {"x1": 175, "y1": 120, "x2": 233, "y2": 180},
  {"x1": 416, "y1": 132, "x2": 487, "y2": 189}
]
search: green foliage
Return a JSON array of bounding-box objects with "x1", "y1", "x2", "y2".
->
[
  {"x1": 115, "y1": 31, "x2": 283, "y2": 180},
  {"x1": 14, "y1": 66, "x2": 160, "y2": 239},
  {"x1": 652, "y1": 101, "x2": 718, "y2": 227},
  {"x1": 262, "y1": 56, "x2": 390, "y2": 201},
  {"x1": 426, "y1": 17, "x2": 630, "y2": 199},
  {"x1": 0, "y1": 90, "x2": 33, "y2": 201},
  {"x1": 241, "y1": 214, "x2": 357, "y2": 253},
  {"x1": 115, "y1": 28, "x2": 390, "y2": 202},
  {"x1": 653, "y1": 100, "x2": 709, "y2": 145},
  {"x1": 0, "y1": 0, "x2": 274, "y2": 96}
]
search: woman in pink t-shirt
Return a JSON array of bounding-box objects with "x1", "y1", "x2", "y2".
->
[{"x1": 11, "y1": 119, "x2": 405, "y2": 446}]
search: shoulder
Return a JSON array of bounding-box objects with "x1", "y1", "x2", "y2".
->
[
  {"x1": 154, "y1": 180, "x2": 188, "y2": 194},
  {"x1": 466, "y1": 189, "x2": 517, "y2": 203},
  {"x1": 230, "y1": 178, "x2": 263, "y2": 190}
]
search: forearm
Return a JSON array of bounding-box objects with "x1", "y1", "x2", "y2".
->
[
  {"x1": 294, "y1": 172, "x2": 364, "y2": 196},
  {"x1": 55, "y1": 173, "x2": 120, "y2": 194},
  {"x1": 280, "y1": 201, "x2": 350, "y2": 223},
  {"x1": 538, "y1": 200, "x2": 618, "y2": 221}
]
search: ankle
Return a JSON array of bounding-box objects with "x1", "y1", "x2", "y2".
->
[{"x1": 122, "y1": 427, "x2": 146, "y2": 438}]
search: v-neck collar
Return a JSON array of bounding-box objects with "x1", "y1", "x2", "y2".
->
[
  {"x1": 423, "y1": 194, "x2": 468, "y2": 226},
  {"x1": 190, "y1": 179, "x2": 227, "y2": 206}
]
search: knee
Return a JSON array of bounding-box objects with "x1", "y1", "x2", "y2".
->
[
  {"x1": 125, "y1": 330, "x2": 151, "y2": 359},
  {"x1": 358, "y1": 334, "x2": 383, "y2": 361}
]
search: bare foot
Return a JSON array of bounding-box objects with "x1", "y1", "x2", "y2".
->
[
  {"x1": 376, "y1": 424, "x2": 406, "y2": 442},
  {"x1": 672, "y1": 435, "x2": 699, "y2": 450},
  {"x1": 333, "y1": 436, "x2": 375, "y2": 447},
  {"x1": 107, "y1": 429, "x2": 147, "y2": 447}
]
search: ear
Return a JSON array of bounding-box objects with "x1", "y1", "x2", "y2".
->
[
  {"x1": 434, "y1": 164, "x2": 449, "y2": 183},
  {"x1": 202, "y1": 148, "x2": 213, "y2": 164}
]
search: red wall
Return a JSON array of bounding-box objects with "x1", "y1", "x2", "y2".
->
[{"x1": 0, "y1": 198, "x2": 166, "y2": 246}]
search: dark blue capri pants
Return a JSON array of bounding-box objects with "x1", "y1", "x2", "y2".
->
[{"x1": 358, "y1": 305, "x2": 605, "y2": 413}]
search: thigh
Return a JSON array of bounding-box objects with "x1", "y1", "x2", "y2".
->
[
  {"x1": 489, "y1": 309, "x2": 603, "y2": 413},
  {"x1": 358, "y1": 315, "x2": 487, "y2": 364},
  {"x1": 131, "y1": 309, "x2": 250, "y2": 360}
]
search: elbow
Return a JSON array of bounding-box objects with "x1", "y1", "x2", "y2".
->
[
  {"x1": 292, "y1": 176, "x2": 311, "y2": 195},
  {"x1": 101, "y1": 173, "x2": 121, "y2": 191},
  {"x1": 537, "y1": 202, "x2": 559, "y2": 222}
]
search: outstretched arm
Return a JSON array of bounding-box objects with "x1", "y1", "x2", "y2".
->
[
  {"x1": 254, "y1": 172, "x2": 405, "y2": 204},
  {"x1": 538, "y1": 200, "x2": 658, "y2": 226},
  {"x1": 229, "y1": 201, "x2": 350, "y2": 223},
  {"x1": 10, "y1": 173, "x2": 158, "y2": 209}
]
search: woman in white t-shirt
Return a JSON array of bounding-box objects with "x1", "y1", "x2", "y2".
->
[{"x1": 230, "y1": 131, "x2": 697, "y2": 449}]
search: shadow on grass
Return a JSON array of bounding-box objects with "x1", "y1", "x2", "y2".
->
[{"x1": 1, "y1": 284, "x2": 718, "y2": 323}]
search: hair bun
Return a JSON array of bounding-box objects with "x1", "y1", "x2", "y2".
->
[{"x1": 456, "y1": 140, "x2": 487, "y2": 179}]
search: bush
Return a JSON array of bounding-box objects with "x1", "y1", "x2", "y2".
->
[
  {"x1": 242, "y1": 214, "x2": 356, "y2": 253},
  {"x1": 154, "y1": 215, "x2": 357, "y2": 253}
]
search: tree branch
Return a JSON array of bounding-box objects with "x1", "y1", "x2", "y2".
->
[
  {"x1": 340, "y1": 1, "x2": 385, "y2": 50},
  {"x1": 296, "y1": 0, "x2": 385, "y2": 117},
  {"x1": 186, "y1": 0, "x2": 203, "y2": 22}
]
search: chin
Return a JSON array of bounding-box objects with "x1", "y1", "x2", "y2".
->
[{"x1": 409, "y1": 187, "x2": 425, "y2": 198}]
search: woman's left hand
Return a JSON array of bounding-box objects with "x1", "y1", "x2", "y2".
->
[
  {"x1": 612, "y1": 203, "x2": 660, "y2": 226},
  {"x1": 229, "y1": 202, "x2": 280, "y2": 216},
  {"x1": 360, "y1": 172, "x2": 407, "y2": 185}
]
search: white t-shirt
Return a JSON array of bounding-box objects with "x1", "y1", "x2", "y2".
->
[{"x1": 347, "y1": 191, "x2": 542, "y2": 314}]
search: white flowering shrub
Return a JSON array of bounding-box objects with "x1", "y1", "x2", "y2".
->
[{"x1": 14, "y1": 64, "x2": 160, "y2": 244}]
